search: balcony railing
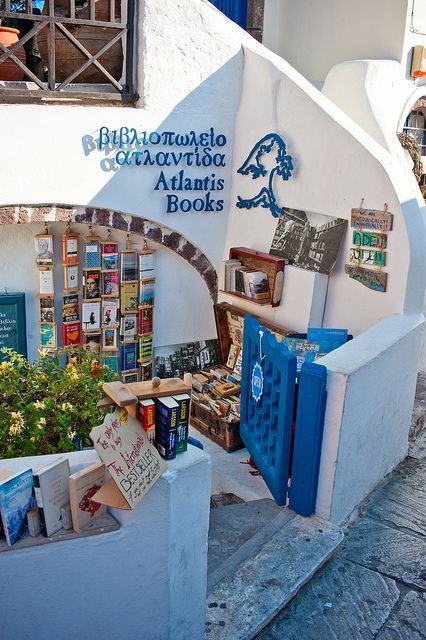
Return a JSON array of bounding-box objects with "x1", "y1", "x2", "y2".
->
[{"x1": 0, "y1": 0, "x2": 136, "y2": 102}]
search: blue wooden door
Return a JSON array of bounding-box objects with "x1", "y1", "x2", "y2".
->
[
  {"x1": 209, "y1": 0, "x2": 248, "y2": 28},
  {"x1": 240, "y1": 315, "x2": 327, "y2": 514},
  {"x1": 240, "y1": 316, "x2": 297, "y2": 505}
]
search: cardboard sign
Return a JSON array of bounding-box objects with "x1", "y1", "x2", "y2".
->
[
  {"x1": 345, "y1": 264, "x2": 387, "y2": 292},
  {"x1": 90, "y1": 408, "x2": 167, "y2": 510},
  {"x1": 349, "y1": 247, "x2": 386, "y2": 267},
  {"x1": 352, "y1": 230, "x2": 387, "y2": 249},
  {"x1": 351, "y1": 208, "x2": 393, "y2": 232}
]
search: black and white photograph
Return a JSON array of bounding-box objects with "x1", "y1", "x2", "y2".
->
[
  {"x1": 269, "y1": 208, "x2": 347, "y2": 275},
  {"x1": 154, "y1": 339, "x2": 220, "y2": 378}
]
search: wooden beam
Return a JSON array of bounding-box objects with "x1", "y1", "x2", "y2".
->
[{"x1": 102, "y1": 381, "x2": 138, "y2": 407}]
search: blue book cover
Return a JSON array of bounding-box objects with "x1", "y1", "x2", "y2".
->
[
  {"x1": 307, "y1": 328, "x2": 348, "y2": 354},
  {"x1": 155, "y1": 397, "x2": 179, "y2": 430},
  {"x1": 120, "y1": 342, "x2": 138, "y2": 371},
  {"x1": 0, "y1": 469, "x2": 34, "y2": 545}
]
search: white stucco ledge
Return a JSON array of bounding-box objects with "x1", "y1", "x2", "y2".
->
[
  {"x1": 316, "y1": 313, "x2": 425, "y2": 525},
  {"x1": 0, "y1": 445, "x2": 212, "y2": 640}
]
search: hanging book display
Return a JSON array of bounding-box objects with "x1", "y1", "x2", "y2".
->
[
  {"x1": 119, "y1": 235, "x2": 139, "y2": 381},
  {"x1": 99, "y1": 231, "x2": 119, "y2": 372},
  {"x1": 62, "y1": 222, "x2": 81, "y2": 348},
  {"x1": 138, "y1": 240, "x2": 155, "y2": 379},
  {"x1": 81, "y1": 229, "x2": 102, "y2": 354},
  {"x1": 35, "y1": 225, "x2": 56, "y2": 351}
]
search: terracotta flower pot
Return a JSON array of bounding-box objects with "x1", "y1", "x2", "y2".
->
[{"x1": 0, "y1": 26, "x2": 26, "y2": 81}]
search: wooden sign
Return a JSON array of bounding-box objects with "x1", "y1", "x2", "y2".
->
[
  {"x1": 352, "y1": 230, "x2": 387, "y2": 249},
  {"x1": 90, "y1": 408, "x2": 167, "y2": 510},
  {"x1": 351, "y1": 208, "x2": 393, "y2": 231},
  {"x1": 349, "y1": 247, "x2": 386, "y2": 267},
  {"x1": 0, "y1": 293, "x2": 27, "y2": 360},
  {"x1": 345, "y1": 264, "x2": 387, "y2": 292}
]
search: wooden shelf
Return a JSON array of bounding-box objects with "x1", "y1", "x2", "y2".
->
[{"x1": 225, "y1": 247, "x2": 286, "y2": 308}]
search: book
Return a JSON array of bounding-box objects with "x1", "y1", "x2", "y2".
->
[
  {"x1": 82, "y1": 301, "x2": 101, "y2": 331},
  {"x1": 83, "y1": 239, "x2": 101, "y2": 269},
  {"x1": 140, "y1": 360, "x2": 153, "y2": 382},
  {"x1": 33, "y1": 457, "x2": 70, "y2": 537},
  {"x1": 226, "y1": 344, "x2": 240, "y2": 369},
  {"x1": 0, "y1": 468, "x2": 34, "y2": 545},
  {"x1": 121, "y1": 313, "x2": 137, "y2": 340},
  {"x1": 246, "y1": 271, "x2": 270, "y2": 301},
  {"x1": 139, "y1": 252, "x2": 154, "y2": 279},
  {"x1": 282, "y1": 337, "x2": 320, "y2": 371},
  {"x1": 139, "y1": 399, "x2": 155, "y2": 430},
  {"x1": 120, "y1": 282, "x2": 138, "y2": 313},
  {"x1": 102, "y1": 299, "x2": 119, "y2": 327},
  {"x1": 40, "y1": 323, "x2": 57, "y2": 349},
  {"x1": 101, "y1": 242, "x2": 119, "y2": 255},
  {"x1": 62, "y1": 235, "x2": 79, "y2": 266},
  {"x1": 155, "y1": 397, "x2": 179, "y2": 460},
  {"x1": 102, "y1": 271, "x2": 119, "y2": 297},
  {"x1": 64, "y1": 265, "x2": 79, "y2": 292},
  {"x1": 138, "y1": 306, "x2": 153, "y2": 335},
  {"x1": 83, "y1": 270, "x2": 101, "y2": 300},
  {"x1": 101, "y1": 352, "x2": 118, "y2": 373},
  {"x1": 221, "y1": 259, "x2": 241, "y2": 291},
  {"x1": 139, "y1": 334, "x2": 153, "y2": 362},
  {"x1": 120, "y1": 341, "x2": 138, "y2": 371},
  {"x1": 173, "y1": 393, "x2": 190, "y2": 454},
  {"x1": 139, "y1": 278, "x2": 155, "y2": 307},
  {"x1": 63, "y1": 293, "x2": 79, "y2": 322},
  {"x1": 83, "y1": 332, "x2": 101, "y2": 355},
  {"x1": 39, "y1": 296, "x2": 55, "y2": 323},
  {"x1": 234, "y1": 267, "x2": 255, "y2": 296},
  {"x1": 38, "y1": 268, "x2": 54, "y2": 295},
  {"x1": 120, "y1": 251, "x2": 138, "y2": 281},
  {"x1": 227, "y1": 262, "x2": 242, "y2": 292},
  {"x1": 102, "y1": 327, "x2": 117, "y2": 350},
  {"x1": 62, "y1": 321, "x2": 81, "y2": 346},
  {"x1": 307, "y1": 327, "x2": 348, "y2": 353},
  {"x1": 102, "y1": 254, "x2": 119, "y2": 271},
  {"x1": 68, "y1": 462, "x2": 107, "y2": 532}
]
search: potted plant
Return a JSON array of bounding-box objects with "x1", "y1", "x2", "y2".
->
[
  {"x1": 0, "y1": 347, "x2": 116, "y2": 459},
  {"x1": 0, "y1": 21, "x2": 26, "y2": 81}
]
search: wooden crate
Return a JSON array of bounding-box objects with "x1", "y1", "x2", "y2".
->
[{"x1": 190, "y1": 402, "x2": 244, "y2": 453}]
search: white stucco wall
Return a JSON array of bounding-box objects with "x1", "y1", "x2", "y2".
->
[
  {"x1": 0, "y1": 447, "x2": 212, "y2": 640},
  {"x1": 262, "y1": 0, "x2": 409, "y2": 85}
]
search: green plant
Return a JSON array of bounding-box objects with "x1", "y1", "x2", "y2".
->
[{"x1": 0, "y1": 348, "x2": 117, "y2": 458}]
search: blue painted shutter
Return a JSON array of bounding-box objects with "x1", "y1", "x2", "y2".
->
[{"x1": 209, "y1": 0, "x2": 248, "y2": 28}]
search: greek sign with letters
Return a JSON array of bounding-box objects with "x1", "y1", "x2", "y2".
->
[{"x1": 90, "y1": 408, "x2": 167, "y2": 509}]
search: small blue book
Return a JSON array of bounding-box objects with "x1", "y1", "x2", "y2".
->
[
  {"x1": 0, "y1": 468, "x2": 34, "y2": 546},
  {"x1": 307, "y1": 328, "x2": 348, "y2": 354}
]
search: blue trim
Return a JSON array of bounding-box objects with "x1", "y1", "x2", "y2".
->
[{"x1": 209, "y1": 0, "x2": 248, "y2": 28}]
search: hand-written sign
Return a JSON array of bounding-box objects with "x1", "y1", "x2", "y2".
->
[
  {"x1": 345, "y1": 264, "x2": 387, "y2": 292},
  {"x1": 0, "y1": 293, "x2": 27, "y2": 360},
  {"x1": 351, "y1": 208, "x2": 393, "y2": 232},
  {"x1": 349, "y1": 247, "x2": 386, "y2": 267},
  {"x1": 90, "y1": 408, "x2": 167, "y2": 509},
  {"x1": 352, "y1": 230, "x2": 387, "y2": 250}
]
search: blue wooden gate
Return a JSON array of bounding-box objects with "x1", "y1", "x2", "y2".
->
[
  {"x1": 240, "y1": 316, "x2": 327, "y2": 515},
  {"x1": 208, "y1": 0, "x2": 248, "y2": 28}
]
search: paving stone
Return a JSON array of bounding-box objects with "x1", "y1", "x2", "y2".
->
[
  {"x1": 257, "y1": 557, "x2": 400, "y2": 640},
  {"x1": 205, "y1": 516, "x2": 343, "y2": 640},
  {"x1": 375, "y1": 590, "x2": 426, "y2": 640},
  {"x1": 342, "y1": 518, "x2": 426, "y2": 590},
  {"x1": 365, "y1": 457, "x2": 426, "y2": 536},
  {"x1": 208, "y1": 500, "x2": 286, "y2": 576}
]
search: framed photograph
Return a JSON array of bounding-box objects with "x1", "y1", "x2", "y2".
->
[
  {"x1": 101, "y1": 242, "x2": 119, "y2": 255},
  {"x1": 83, "y1": 238, "x2": 101, "y2": 269},
  {"x1": 63, "y1": 294, "x2": 79, "y2": 323},
  {"x1": 120, "y1": 314, "x2": 137, "y2": 341},
  {"x1": 102, "y1": 254, "x2": 119, "y2": 271},
  {"x1": 64, "y1": 265, "x2": 79, "y2": 292},
  {"x1": 139, "y1": 278, "x2": 155, "y2": 307},
  {"x1": 120, "y1": 282, "x2": 138, "y2": 313},
  {"x1": 62, "y1": 321, "x2": 81, "y2": 347},
  {"x1": 139, "y1": 251, "x2": 154, "y2": 279},
  {"x1": 38, "y1": 268, "x2": 54, "y2": 295},
  {"x1": 83, "y1": 270, "x2": 101, "y2": 300},
  {"x1": 102, "y1": 271, "x2": 119, "y2": 297},
  {"x1": 102, "y1": 299, "x2": 119, "y2": 326},
  {"x1": 83, "y1": 332, "x2": 101, "y2": 355},
  {"x1": 82, "y1": 301, "x2": 101, "y2": 332},
  {"x1": 139, "y1": 334, "x2": 153, "y2": 362},
  {"x1": 102, "y1": 328, "x2": 117, "y2": 351},
  {"x1": 62, "y1": 235, "x2": 79, "y2": 266},
  {"x1": 35, "y1": 234, "x2": 54, "y2": 266},
  {"x1": 39, "y1": 297, "x2": 55, "y2": 323},
  {"x1": 140, "y1": 361, "x2": 153, "y2": 382},
  {"x1": 40, "y1": 323, "x2": 56, "y2": 349},
  {"x1": 120, "y1": 341, "x2": 138, "y2": 371},
  {"x1": 138, "y1": 306, "x2": 153, "y2": 335},
  {"x1": 122, "y1": 370, "x2": 139, "y2": 384},
  {"x1": 101, "y1": 352, "x2": 118, "y2": 373},
  {"x1": 120, "y1": 251, "x2": 138, "y2": 282}
]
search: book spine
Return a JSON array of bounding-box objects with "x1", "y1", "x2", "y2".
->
[
  {"x1": 139, "y1": 402, "x2": 155, "y2": 429},
  {"x1": 33, "y1": 475, "x2": 48, "y2": 537}
]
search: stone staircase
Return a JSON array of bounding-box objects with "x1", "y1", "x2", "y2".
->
[{"x1": 206, "y1": 499, "x2": 343, "y2": 640}]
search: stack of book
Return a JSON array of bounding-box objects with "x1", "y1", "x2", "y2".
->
[
  {"x1": 155, "y1": 397, "x2": 180, "y2": 460},
  {"x1": 219, "y1": 260, "x2": 270, "y2": 302}
]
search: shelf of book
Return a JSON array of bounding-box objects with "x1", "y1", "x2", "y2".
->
[{"x1": 221, "y1": 247, "x2": 286, "y2": 308}]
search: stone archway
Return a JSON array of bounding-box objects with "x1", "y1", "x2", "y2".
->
[{"x1": 0, "y1": 204, "x2": 218, "y2": 300}]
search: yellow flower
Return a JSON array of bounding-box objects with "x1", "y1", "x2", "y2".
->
[
  {"x1": 38, "y1": 347, "x2": 50, "y2": 358},
  {"x1": 67, "y1": 429, "x2": 77, "y2": 441},
  {"x1": 9, "y1": 423, "x2": 23, "y2": 436},
  {"x1": 61, "y1": 402, "x2": 73, "y2": 412},
  {"x1": 10, "y1": 411, "x2": 24, "y2": 427},
  {"x1": 0, "y1": 361, "x2": 13, "y2": 371},
  {"x1": 33, "y1": 400, "x2": 45, "y2": 410},
  {"x1": 30, "y1": 436, "x2": 36, "y2": 443},
  {"x1": 37, "y1": 417, "x2": 47, "y2": 430}
]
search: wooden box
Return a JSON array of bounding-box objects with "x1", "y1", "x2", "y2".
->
[{"x1": 189, "y1": 302, "x2": 292, "y2": 452}]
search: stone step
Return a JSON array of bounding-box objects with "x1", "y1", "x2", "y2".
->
[{"x1": 205, "y1": 515, "x2": 343, "y2": 640}]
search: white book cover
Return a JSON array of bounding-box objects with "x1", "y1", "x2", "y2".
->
[
  {"x1": 38, "y1": 269, "x2": 54, "y2": 295},
  {"x1": 33, "y1": 457, "x2": 70, "y2": 537}
]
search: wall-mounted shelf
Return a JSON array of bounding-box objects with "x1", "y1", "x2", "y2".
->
[{"x1": 222, "y1": 247, "x2": 286, "y2": 308}]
